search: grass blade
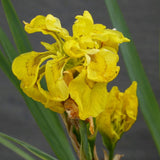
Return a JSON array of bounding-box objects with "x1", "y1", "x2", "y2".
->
[
  {"x1": 159, "y1": 33, "x2": 160, "y2": 81},
  {"x1": 0, "y1": 136, "x2": 35, "y2": 160},
  {"x1": 1, "y1": 0, "x2": 32, "y2": 53},
  {"x1": 0, "y1": 48, "x2": 76, "y2": 159},
  {"x1": 79, "y1": 121, "x2": 92, "y2": 160},
  {"x1": 105, "y1": 0, "x2": 160, "y2": 155},
  {"x1": 0, "y1": 27, "x2": 18, "y2": 62},
  {"x1": 0, "y1": 0, "x2": 76, "y2": 159},
  {"x1": 0, "y1": 50, "x2": 19, "y2": 87},
  {"x1": 0, "y1": 132, "x2": 57, "y2": 160}
]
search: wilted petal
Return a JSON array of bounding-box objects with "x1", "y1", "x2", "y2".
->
[
  {"x1": 87, "y1": 49, "x2": 120, "y2": 83},
  {"x1": 44, "y1": 58, "x2": 69, "y2": 101},
  {"x1": 12, "y1": 51, "x2": 55, "y2": 87},
  {"x1": 96, "y1": 81, "x2": 138, "y2": 145},
  {"x1": 20, "y1": 66, "x2": 47, "y2": 104},
  {"x1": 78, "y1": 36, "x2": 100, "y2": 49},
  {"x1": 24, "y1": 15, "x2": 46, "y2": 34},
  {"x1": 45, "y1": 99, "x2": 64, "y2": 113},
  {"x1": 123, "y1": 81, "x2": 138, "y2": 131},
  {"x1": 18, "y1": 63, "x2": 65, "y2": 113},
  {"x1": 63, "y1": 39, "x2": 85, "y2": 58},
  {"x1": 45, "y1": 14, "x2": 69, "y2": 39},
  {"x1": 92, "y1": 29, "x2": 130, "y2": 53},
  {"x1": 41, "y1": 41, "x2": 59, "y2": 52},
  {"x1": 69, "y1": 70, "x2": 108, "y2": 120},
  {"x1": 73, "y1": 10, "x2": 94, "y2": 37},
  {"x1": 24, "y1": 14, "x2": 69, "y2": 39},
  {"x1": 21, "y1": 81, "x2": 47, "y2": 105}
]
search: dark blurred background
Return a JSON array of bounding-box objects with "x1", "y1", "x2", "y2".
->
[{"x1": 0, "y1": 0, "x2": 160, "y2": 159}]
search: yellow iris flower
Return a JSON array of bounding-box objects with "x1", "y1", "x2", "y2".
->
[
  {"x1": 12, "y1": 10, "x2": 130, "y2": 120},
  {"x1": 96, "y1": 81, "x2": 138, "y2": 145}
]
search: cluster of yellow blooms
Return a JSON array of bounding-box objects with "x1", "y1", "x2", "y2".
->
[{"x1": 12, "y1": 11, "x2": 138, "y2": 145}]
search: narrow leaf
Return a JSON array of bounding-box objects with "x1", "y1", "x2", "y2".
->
[
  {"x1": 1, "y1": 0, "x2": 32, "y2": 53},
  {"x1": 0, "y1": 50, "x2": 19, "y2": 87},
  {"x1": 0, "y1": 49, "x2": 75, "y2": 160},
  {"x1": 0, "y1": 27, "x2": 18, "y2": 62},
  {"x1": 159, "y1": 33, "x2": 160, "y2": 80},
  {"x1": 0, "y1": 57, "x2": 76, "y2": 160},
  {"x1": 0, "y1": 132, "x2": 57, "y2": 160},
  {"x1": 0, "y1": 0, "x2": 76, "y2": 159},
  {"x1": 79, "y1": 120, "x2": 92, "y2": 160},
  {"x1": 22, "y1": 100, "x2": 76, "y2": 160},
  {"x1": 0, "y1": 136, "x2": 35, "y2": 160},
  {"x1": 105, "y1": 0, "x2": 160, "y2": 155}
]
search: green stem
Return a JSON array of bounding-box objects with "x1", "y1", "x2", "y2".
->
[
  {"x1": 109, "y1": 148, "x2": 114, "y2": 160},
  {"x1": 79, "y1": 120, "x2": 92, "y2": 160}
]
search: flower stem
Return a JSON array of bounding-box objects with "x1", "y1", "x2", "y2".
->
[{"x1": 109, "y1": 147, "x2": 114, "y2": 160}]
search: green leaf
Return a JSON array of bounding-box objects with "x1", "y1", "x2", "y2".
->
[
  {"x1": 1, "y1": 0, "x2": 32, "y2": 53},
  {"x1": 0, "y1": 132, "x2": 57, "y2": 160},
  {"x1": 0, "y1": 54, "x2": 76, "y2": 160},
  {"x1": 79, "y1": 120, "x2": 92, "y2": 160},
  {"x1": 0, "y1": 27, "x2": 18, "y2": 62},
  {"x1": 0, "y1": 50, "x2": 19, "y2": 88},
  {"x1": 0, "y1": 136, "x2": 35, "y2": 160},
  {"x1": 21, "y1": 99, "x2": 76, "y2": 160},
  {"x1": 0, "y1": 0, "x2": 76, "y2": 159},
  {"x1": 105, "y1": 0, "x2": 160, "y2": 155},
  {"x1": 159, "y1": 34, "x2": 160, "y2": 80},
  {"x1": 0, "y1": 52, "x2": 76, "y2": 160}
]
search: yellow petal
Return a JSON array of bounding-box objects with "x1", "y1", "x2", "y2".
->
[
  {"x1": 96, "y1": 81, "x2": 138, "y2": 144},
  {"x1": 21, "y1": 82, "x2": 47, "y2": 104},
  {"x1": 92, "y1": 29, "x2": 130, "y2": 53},
  {"x1": 69, "y1": 70, "x2": 108, "y2": 120},
  {"x1": 45, "y1": 14, "x2": 62, "y2": 31},
  {"x1": 44, "y1": 58, "x2": 69, "y2": 101},
  {"x1": 45, "y1": 14, "x2": 70, "y2": 39},
  {"x1": 45, "y1": 99, "x2": 64, "y2": 113},
  {"x1": 12, "y1": 51, "x2": 55, "y2": 87},
  {"x1": 20, "y1": 66, "x2": 47, "y2": 104},
  {"x1": 96, "y1": 107, "x2": 120, "y2": 143},
  {"x1": 24, "y1": 15, "x2": 46, "y2": 34},
  {"x1": 63, "y1": 39, "x2": 85, "y2": 58},
  {"x1": 24, "y1": 14, "x2": 69, "y2": 39},
  {"x1": 73, "y1": 11, "x2": 94, "y2": 37},
  {"x1": 21, "y1": 67, "x2": 65, "y2": 113},
  {"x1": 41, "y1": 41, "x2": 59, "y2": 52},
  {"x1": 92, "y1": 23, "x2": 106, "y2": 33},
  {"x1": 123, "y1": 81, "x2": 138, "y2": 131},
  {"x1": 78, "y1": 36, "x2": 100, "y2": 49},
  {"x1": 87, "y1": 49, "x2": 120, "y2": 83}
]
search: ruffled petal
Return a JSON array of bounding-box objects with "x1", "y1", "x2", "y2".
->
[
  {"x1": 44, "y1": 99, "x2": 64, "y2": 113},
  {"x1": 96, "y1": 105, "x2": 120, "y2": 143},
  {"x1": 123, "y1": 81, "x2": 138, "y2": 131},
  {"x1": 45, "y1": 14, "x2": 69, "y2": 39},
  {"x1": 87, "y1": 49, "x2": 120, "y2": 83},
  {"x1": 78, "y1": 36, "x2": 100, "y2": 49},
  {"x1": 96, "y1": 81, "x2": 138, "y2": 144},
  {"x1": 12, "y1": 51, "x2": 55, "y2": 87},
  {"x1": 69, "y1": 70, "x2": 108, "y2": 120},
  {"x1": 44, "y1": 58, "x2": 69, "y2": 101},
  {"x1": 24, "y1": 15, "x2": 46, "y2": 34},
  {"x1": 21, "y1": 81, "x2": 47, "y2": 105},
  {"x1": 24, "y1": 14, "x2": 69, "y2": 39},
  {"x1": 21, "y1": 67, "x2": 65, "y2": 113},
  {"x1": 41, "y1": 41, "x2": 59, "y2": 52},
  {"x1": 73, "y1": 10, "x2": 94, "y2": 37},
  {"x1": 20, "y1": 67, "x2": 47, "y2": 105},
  {"x1": 63, "y1": 39, "x2": 85, "y2": 58},
  {"x1": 92, "y1": 29, "x2": 130, "y2": 53}
]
